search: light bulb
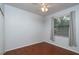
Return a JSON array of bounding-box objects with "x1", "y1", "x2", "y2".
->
[
  {"x1": 41, "y1": 7, "x2": 45, "y2": 12},
  {"x1": 45, "y1": 7, "x2": 48, "y2": 12}
]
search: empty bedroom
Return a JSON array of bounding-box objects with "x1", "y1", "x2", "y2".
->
[{"x1": 0, "y1": 3, "x2": 79, "y2": 55}]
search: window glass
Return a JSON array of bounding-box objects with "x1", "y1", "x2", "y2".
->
[{"x1": 54, "y1": 15, "x2": 70, "y2": 37}]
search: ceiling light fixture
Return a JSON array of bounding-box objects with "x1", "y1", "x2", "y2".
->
[{"x1": 41, "y1": 3, "x2": 48, "y2": 12}]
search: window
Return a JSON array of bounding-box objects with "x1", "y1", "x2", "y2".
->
[{"x1": 54, "y1": 15, "x2": 70, "y2": 37}]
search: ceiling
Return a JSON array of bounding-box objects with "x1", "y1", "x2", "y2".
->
[{"x1": 6, "y1": 3, "x2": 78, "y2": 16}]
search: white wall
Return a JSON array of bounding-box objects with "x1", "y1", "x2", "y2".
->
[
  {"x1": 0, "y1": 4, "x2": 4, "y2": 54},
  {"x1": 4, "y1": 5, "x2": 44, "y2": 51},
  {"x1": 45, "y1": 5, "x2": 79, "y2": 53}
]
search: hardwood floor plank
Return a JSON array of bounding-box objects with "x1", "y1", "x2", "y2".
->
[{"x1": 4, "y1": 42, "x2": 79, "y2": 55}]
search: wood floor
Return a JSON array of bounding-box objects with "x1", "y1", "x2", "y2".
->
[{"x1": 4, "y1": 42, "x2": 79, "y2": 55}]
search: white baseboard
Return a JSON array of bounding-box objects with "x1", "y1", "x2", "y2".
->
[{"x1": 45, "y1": 41, "x2": 79, "y2": 54}]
